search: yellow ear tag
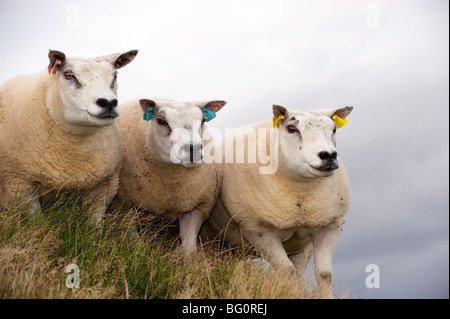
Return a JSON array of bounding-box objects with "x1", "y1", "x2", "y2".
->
[
  {"x1": 272, "y1": 115, "x2": 285, "y2": 129},
  {"x1": 332, "y1": 114, "x2": 348, "y2": 129}
]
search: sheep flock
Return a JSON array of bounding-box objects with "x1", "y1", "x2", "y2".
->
[{"x1": 0, "y1": 50, "x2": 354, "y2": 299}]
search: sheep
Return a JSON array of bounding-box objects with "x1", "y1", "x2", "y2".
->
[
  {"x1": 201, "y1": 104, "x2": 353, "y2": 298},
  {"x1": 0, "y1": 49, "x2": 138, "y2": 225},
  {"x1": 113, "y1": 98, "x2": 226, "y2": 257}
]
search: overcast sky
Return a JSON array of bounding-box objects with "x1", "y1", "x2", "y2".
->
[{"x1": 0, "y1": 0, "x2": 448, "y2": 298}]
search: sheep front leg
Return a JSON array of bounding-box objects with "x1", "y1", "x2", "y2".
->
[
  {"x1": 283, "y1": 231, "x2": 314, "y2": 275},
  {"x1": 178, "y1": 209, "x2": 206, "y2": 259},
  {"x1": 84, "y1": 175, "x2": 119, "y2": 227},
  {"x1": 84, "y1": 185, "x2": 107, "y2": 226},
  {"x1": 124, "y1": 208, "x2": 143, "y2": 244},
  {"x1": 28, "y1": 195, "x2": 42, "y2": 219},
  {"x1": 246, "y1": 230, "x2": 296, "y2": 274},
  {"x1": 24, "y1": 186, "x2": 41, "y2": 220},
  {"x1": 311, "y1": 223, "x2": 342, "y2": 299},
  {"x1": 290, "y1": 240, "x2": 313, "y2": 276},
  {"x1": 2, "y1": 180, "x2": 41, "y2": 219}
]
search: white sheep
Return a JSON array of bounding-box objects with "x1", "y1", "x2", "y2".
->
[
  {"x1": 0, "y1": 49, "x2": 138, "y2": 225},
  {"x1": 201, "y1": 104, "x2": 353, "y2": 298},
  {"x1": 114, "y1": 98, "x2": 226, "y2": 257}
]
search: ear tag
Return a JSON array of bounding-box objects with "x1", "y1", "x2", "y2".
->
[
  {"x1": 143, "y1": 107, "x2": 154, "y2": 121},
  {"x1": 272, "y1": 115, "x2": 285, "y2": 129},
  {"x1": 332, "y1": 114, "x2": 348, "y2": 128},
  {"x1": 48, "y1": 59, "x2": 62, "y2": 75},
  {"x1": 202, "y1": 107, "x2": 216, "y2": 122}
]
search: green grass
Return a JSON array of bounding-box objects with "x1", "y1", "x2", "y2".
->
[{"x1": 0, "y1": 192, "x2": 352, "y2": 299}]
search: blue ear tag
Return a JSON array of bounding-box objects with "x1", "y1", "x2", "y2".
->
[
  {"x1": 202, "y1": 107, "x2": 216, "y2": 122},
  {"x1": 143, "y1": 107, "x2": 154, "y2": 121}
]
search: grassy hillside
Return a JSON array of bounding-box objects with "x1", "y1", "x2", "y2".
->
[{"x1": 0, "y1": 192, "x2": 351, "y2": 299}]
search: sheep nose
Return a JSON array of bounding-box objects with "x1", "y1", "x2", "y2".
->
[
  {"x1": 318, "y1": 151, "x2": 337, "y2": 161},
  {"x1": 183, "y1": 143, "x2": 203, "y2": 163},
  {"x1": 96, "y1": 98, "x2": 118, "y2": 112},
  {"x1": 318, "y1": 151, "x2": 339, "y2": 170}
]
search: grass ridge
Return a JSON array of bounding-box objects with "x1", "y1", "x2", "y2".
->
[{"x1": 0, "y1": 193, "x2": 352, "y2": 299}]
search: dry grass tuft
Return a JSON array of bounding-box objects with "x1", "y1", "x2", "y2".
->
[{"x1": 0, "y1": 193, "x2": 353, "y2": 299}]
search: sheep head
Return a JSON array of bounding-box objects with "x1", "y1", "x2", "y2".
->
[
  {"x1": 274, "y1": 105, "x2": 353, "y2": 180},
  {"x1": 140, "y1": 99, "x2": 226, "y2": 168},
  {"x1": 47, "y1": 49, "x2": 138, "y2": 130}
]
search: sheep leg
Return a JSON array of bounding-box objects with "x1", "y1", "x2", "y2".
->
[
  {"x1": 1, "y1": 180, "x2": 41, "y2": 219},
  {"x1": 311, "y1": 224, "x2": 341, "y2": 299},
  {"x1": 84, "y1": 182, "x2": 113, "y2": 226},
  {"x1": 22, "y1": 184, "x2": 42, "y2": 219},
  {"x1": 84, "y1": 185, "x2": 107, "y2": 226},
  {"x1": 290, "y1": 240, "x2": 313, "y2": 276},
  {"x1": 84, "y1": 173, "x2": 120, "y2": 226},
  {"x1": 246, "y1": 230, "x2": 296, "y2": 273},
  {"x1": 28, "y1": 195, "x2": 42, "y2": 219},
  {"x1": 178, "y1": 209, "x2": 205, "y2": 258},
  {"x1": 283, "y1": 231, "x2": 314, "y2": 275},
  {"x1": 124, "y1": 208, "x2": 143, "y2": 244}
]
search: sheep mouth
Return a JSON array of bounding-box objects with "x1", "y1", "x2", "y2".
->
[
  {"x1": 310, "y1": 164, "x2": 339, "y2": 173},
  {"x1": 88, "y1": 111, "x2": 119, "y2": 120}
]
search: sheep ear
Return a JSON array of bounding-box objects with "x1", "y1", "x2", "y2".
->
[
  {"x1": 273, "y1": 105, "x2": 288, "y2": 121},
  {"x1": 140, "y1": 99, "x2": 157, "y2": 122},
  {"x1": 48, "y1": 50, "x2": 66, "y2": 74},
  {"x1": 320, "y1": 106, "x2": 353, "y2": 128},
  {"x1": 113, "y1": 50, "x2": 139, "y2": 69},
  {"x1": 204, "y1": 100, "x2": 226, "y2": 113},
  {"x1": 97, "y1": 50, "x2": 139, "y2": 69},
  {"x1": 139, "y1": 99, "x2": 156, "y2": 114},
  {"x1": 330, "y1": 106, "x2": 353, "y2": 120}
]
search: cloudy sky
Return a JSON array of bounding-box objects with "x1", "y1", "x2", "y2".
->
[{"x1": 0, "y1": 0, "x2": 448, "y2": 298}]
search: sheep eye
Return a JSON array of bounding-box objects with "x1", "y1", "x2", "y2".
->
[
  {"x1": 111, "y1": 72, "x2": 118, "y2": 88},
  {"x1": 287, "y1": 125, "x2": 298, "y2": 134},
  {"x1": 333, "y1": 126, "x2": 337, "y2": 134},
  {"x1": 64, "y1": 71, "x2": 75, "y2": 80},
  {"x1": 157, "y1": 118, "x2": 168, "y2": 126}
]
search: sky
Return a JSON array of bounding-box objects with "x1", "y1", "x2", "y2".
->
[{"x1": 0, "y1": 0, "x2": 448, "y2": 298}]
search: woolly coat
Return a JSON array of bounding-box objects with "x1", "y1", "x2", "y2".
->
[
  {"x1": 0, "y1": 70, "x2": 122, "y2": 204},
  {"x1": 114, "y1": 100, "x2": 221, "y2": 222},
  {"x1": 202, "y1": 120, "x2": 350, "y2": 253}
]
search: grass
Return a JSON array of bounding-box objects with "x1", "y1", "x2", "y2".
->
[{"x1": 0, "y1": 192, "x2": 353, "y2": 299}]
